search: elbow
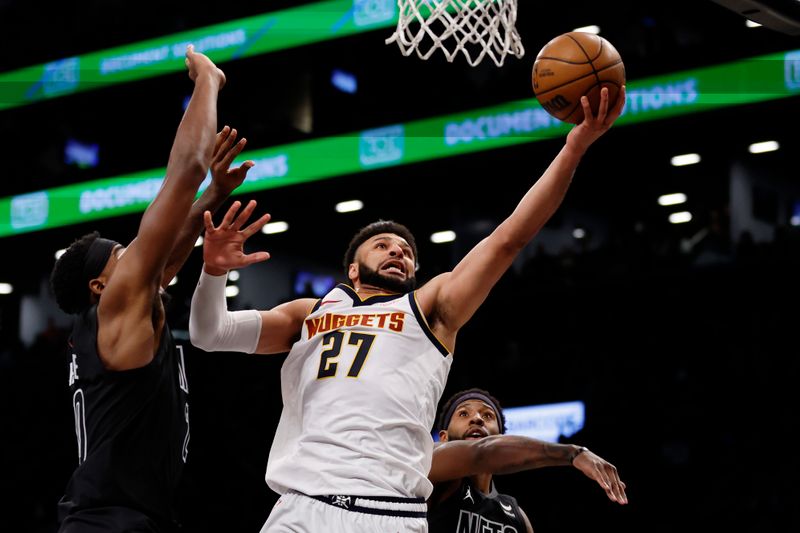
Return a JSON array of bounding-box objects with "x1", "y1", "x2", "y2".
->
[
  {"x1": 190, "y1": 323, "x2": 222, "y2": 353},
  {"x1": 169, "y1": 154, "x2": 209, "y2": 187},
  {"x1": 188, "y1": 317, "x2": 210, "y2": 351},
  {"x1": 491, "y1": 224, "x2": 532, "y2": 256},
  {"x1": 188, "y1": 301, "x2": 220, "y2": 352},
  {"x1": 503, "y1": 238, "x2": 528, "y2": 256},
  {"x1": 184, "y1": 157, "x2": 210, "y2": 184},
  {"x1": 188, "y1": 307, "x2": 262, "y2": 354},
  {"x1": 493, "y1": 234, "x2": 527, "y2": 260}
]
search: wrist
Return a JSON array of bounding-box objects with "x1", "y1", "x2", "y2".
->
[
  {"x1": 562, "y1": 140, "x2": 587, "y2": 161},
  {"x1": 569, "y1": 446, "x2": 588, "y2": 465},
  {"x1": 195, "y1": 70, "x2": 224, "y2": 89},
  {"x1": 203, "y1": 263, "x2": 228, "y2": 277},
  {"x1": 194, "y1": 70, "x2": 225, "y2": 93},
  {"x1": 201, "y1": 182, "x2": 230, "y2": 207}
]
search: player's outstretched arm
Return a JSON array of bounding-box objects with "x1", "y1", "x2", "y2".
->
[
  {"x1": 430, "y1": 436, "x2": 627, "y2": 505},
  {"x1": 420, "y1": 87, "x2": 626, "y2": 340}
]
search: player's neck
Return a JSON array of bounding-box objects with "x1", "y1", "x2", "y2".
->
[
  {"x1": 354, "y1": 283, "x2": 397, "y2": 296},
  {"x1": 470, "y1": 473, "x2": 493, "y2": 494}
]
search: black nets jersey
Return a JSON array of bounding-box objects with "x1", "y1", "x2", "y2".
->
[
  {"x1": 428, "y1": 478, "x2": 528, "y2": 533},
  {"x1": 57, "y1": 305, "x2": 190, "y2": 527}
]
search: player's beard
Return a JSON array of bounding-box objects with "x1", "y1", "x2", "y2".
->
[{"x1": 358, "y1": 263, "x2": 416, "y2": 294}]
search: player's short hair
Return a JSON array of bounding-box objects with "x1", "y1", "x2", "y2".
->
[
  {"x1": 50, "y1": 231, "x2": 118, "y2": 315},
  {"x1": 342, "y1": 220, "x2": 418, "y2": 276},
  {"x1": 437, "y1": 387, "x2": 507, "y2": 434}
]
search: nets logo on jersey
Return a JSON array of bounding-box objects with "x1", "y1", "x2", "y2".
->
[
  {"x1": 305, "y1": 312, "x2": 405, "y2": 338},
  {"x1": 457, "y1": 510, "x2": 518, "y2": 533}
]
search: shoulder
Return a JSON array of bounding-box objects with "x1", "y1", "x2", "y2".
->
[
  {"x1": 495, "y1": 491, "x2": 530, "y2": 530},
  {"x1": 518, "y1": 505, "x2": 534, "y2": 533},
  {"x1": 496, "y1": 491, "x2": 522, "y2": 508},
  {"x1": 272, "y1": 297, "x2": 319, "y2": 320}
]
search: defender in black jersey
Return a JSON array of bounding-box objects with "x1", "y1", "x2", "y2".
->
[
  {"x1": 427, "y1": 389, "x2": 628, "y2": 533},
  {"x1": 49, "y1": 46, "x2": 254, "y2": 533}
]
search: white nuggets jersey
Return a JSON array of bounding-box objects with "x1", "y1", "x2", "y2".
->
[{"x1": 266, "y1": 284, "x2": 453, "y2": 500}]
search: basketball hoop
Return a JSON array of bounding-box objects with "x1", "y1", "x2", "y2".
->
[{"x1": 385, "y1": 0, "x2": 525, "y2": 67}]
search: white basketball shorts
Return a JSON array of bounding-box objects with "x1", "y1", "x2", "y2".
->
[{"x1": 260, "y1": 491, "x2": 428, "y2": 533}]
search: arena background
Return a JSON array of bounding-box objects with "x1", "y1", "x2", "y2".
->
[{"x1": 1, "y1": 1, "x2": 798, "y2": 531}]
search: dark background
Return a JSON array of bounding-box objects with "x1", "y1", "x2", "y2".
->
[{"x1": 1, "y1": 1, "x2": 799, "y2": 531}]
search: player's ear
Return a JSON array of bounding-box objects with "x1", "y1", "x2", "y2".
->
[
  {"x1": 348, "y1": 262, "x2": 359, "y2": 283},
  {"x1": 89, "y1": 278, "x2": 105, "y2": 296},
  {"x1": 438, "y1": 430, "x2": 449, "y2": 442}
]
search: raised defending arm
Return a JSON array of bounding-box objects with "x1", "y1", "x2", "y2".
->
[
  {"x1": 95, "y1": 46, "x2": 226, "y2": 370},
  {"x1": 430, "y1": 436, "x2": 628, "y2": 505}
]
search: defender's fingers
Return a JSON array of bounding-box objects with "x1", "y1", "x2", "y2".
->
[
  {"x1": 220, "y1": 138, "x2": 247, "y2": 168},
  {"x1": 231, "y1": 160, "x2": 255, "y2": 182},
  {"x1": 603, "y1": 477, "x2": 618, "y2": 502},
  {"x1": 220, "y1": 201, "x2": 242, "y2": 228},
  {"x1": 215, "y1": 129, "x2": 238, "y2": 160},
  {"x1": 241, "y1": 251, "x2": 271, "y2": 266},
  {"x1": 231, "y1": 200, "x2": 257, "y2": 229},
  {"x1": 594, "y1": 469, "x2": 612, "y2": 493},
  {"x1": 602, "y1": 466, "x2": 625, "y2": 503},
  {"x1": 618, "y1": 481, "x2": 628, "y2": 504},
  {"x1": 213, "y1": 125, "x2": 232, "y2": 156},
  {"x1": 241, "y1": 212, "x2": 272, "y2": 239},
  {"x1": 203, "y1": 210, "x2": 215, "y2": 231},
  {"x1": 612, "y1": 476, "x2": 628, "y2": 504}
]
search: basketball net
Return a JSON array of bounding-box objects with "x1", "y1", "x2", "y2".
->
[{"x1": 385, "y1": 0, "x2": 525, "y2": 67}]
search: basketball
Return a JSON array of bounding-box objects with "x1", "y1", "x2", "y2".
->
[{"x1": 532, "y1": 32, "x2": 625, "y2": 124}]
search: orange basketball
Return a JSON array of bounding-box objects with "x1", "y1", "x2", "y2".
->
[{"x1": 532, "y1": 32, "x2": 625, "y2": 124}]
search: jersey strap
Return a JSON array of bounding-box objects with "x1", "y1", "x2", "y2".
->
[{"x1": 408, "y1": 292, "x2": 449, "y2": 356}]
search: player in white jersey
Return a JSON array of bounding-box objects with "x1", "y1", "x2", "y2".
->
[
  {"x1": 189, "y1": 86, "x2": 626, "y2": 532},
  {"x1": 268, "y1": 283, "x2": 451, "y2": 500}
]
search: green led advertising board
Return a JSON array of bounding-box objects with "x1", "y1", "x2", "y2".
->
[
  {"x1": 0, "y1": 0, "x2": 398, "y2": 112},
  {"x1": 2, "y1": 49, "x2": 799, "y2": 238}
]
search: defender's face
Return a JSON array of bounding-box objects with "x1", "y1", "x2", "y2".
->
[
  {"x1": 441, "y1": 400, "x2": 500, "y2": 442},
  {"x1": 351, "y1": 233, "x2": 416, "y2": 285}
]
